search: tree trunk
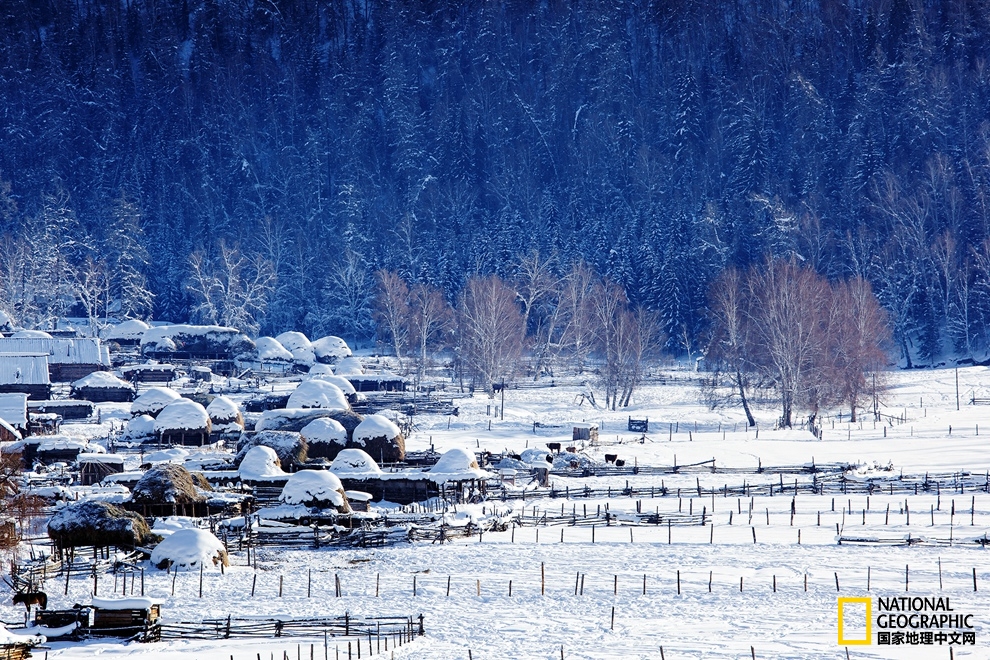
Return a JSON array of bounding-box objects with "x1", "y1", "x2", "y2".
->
[{"x1": 736, "y1": 368, "x2": 757, "y2": 427}]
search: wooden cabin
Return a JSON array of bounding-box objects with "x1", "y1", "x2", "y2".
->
[
  {"x1": 89, "y1": 597, "x2": 160, "y2": 639},
  {"x1": 0, "y1": 338, "x2": 110, "y2": 382},
  {"x1": 0, "y1": 354, "x2": 51, "y2": 400},
  {"x1": 28, "y1": 399, "x2": 94, "y2": 421},
  {"x1": 572, "y1": 423, "x2": 599, "y2": 443},
  {"x1": 70, "y1": 371, "x2": 135, "y2": 403},
  {"x1": 346, "y1": 372, "x2": 407, "y2": 393}
]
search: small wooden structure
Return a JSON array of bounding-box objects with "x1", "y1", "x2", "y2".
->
[
  {"x1": 28, "y1": 399, "x2": 94, "y2": 420},
  {"x1": 346, "y1": 372, "x2": 407, "y2": 393},
  {"x1": 78, "y1": 453, "x2": 125, "y2": 486},
  {"x1": 0, "y1": 354, "x2": 51, "y2": 400},
  {"x1": 572, "y1": 423, "x2": 599, "y2": 443},
  {"x1": 89, "y1": 597, "x2": 161, "y2": 640},
  {"x1": 119, "y1": 363, "x2": 176, "y2": 384},
  {"x1": 0, "y1": 337, "x2": 110, "y2": 382},
  {"x1": 628, "y1": 417, "x2": 649, "y2": 433},
  {"x1": 70, "y1": 371, "x2": 135, "y2": 403},
  {"x1": 0, "y1": 393, "x2": 28, "y2": 438}
]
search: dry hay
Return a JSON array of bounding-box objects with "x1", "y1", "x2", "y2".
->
[
  {"x1": 235, "y1": 430, "x2": 308, "y2": 470},
  {"x1": 131, "y1": 464, "x2": 209, "y2": 504},
  {"x1": 48, "y1": 500, "x2": 154, "y2": 549}
]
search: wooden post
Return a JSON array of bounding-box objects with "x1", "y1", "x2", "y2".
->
[
  {"x1": 834, "y1": 573, "x2": 839, "y2": 592},
  {"x1": 199, "y1": 563, "x2": 204, "y2": 598},
  {"x1": 279, "y1": 574, "x2": 284, "y2": 597},
  {"x1": 446, "y1": 575, "x2": 451, "y2": 597},
  {"x1": 541, "y1": 562, "x2": 545, "y2": 595}
]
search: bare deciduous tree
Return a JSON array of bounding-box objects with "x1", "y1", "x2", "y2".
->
[
  {"x1": 707, "y1": 267, "x2": 757, "y2": 426},
  {"x1": 409, "y1": 282, "x2": 453, "y2": 386},
  {"x1": 186, "y1": 242, "x2": 276, "y2": 335},
  {"x1": 71, "y1": 257, "x2": 110, "y2": 336},
  {"x1": 558, "y1": 260, "x2": 596, "y2": 373},
  {"x1": 457, "y1": 274, "x2": 524, "y2": 395},
  {"x1": 374, "y1": 269, "x2": 410, "y2": 360},
  {"x1": 830, "y1": 277, "x2": 891, "y2": 422}
]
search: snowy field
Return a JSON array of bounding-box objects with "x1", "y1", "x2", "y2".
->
[{"x1": 9, "y1": 365, "x2": 990, "y2": 659}]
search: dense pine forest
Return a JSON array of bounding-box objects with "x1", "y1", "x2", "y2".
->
[{"x1": 1, "y1": 0, "x2": 989, "y2": 366}]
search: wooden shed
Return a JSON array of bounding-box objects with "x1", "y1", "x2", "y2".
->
[
  {"x1": 89, "y1": 597, "x2": 160, "y2": 639},
  {"x1": 154, "y1": 399, "x2": 212, "y2": 446},
  {"x1": 0, "y1": 393, "x2": 28, "y2": 438},
  {"x1": 0, "y1": 338, "x2": 110, "y2": 382},
  {"x1": 119, "y1": 363, "x2": 177, "y2": 384},
  {"x1": 28, "y1": 399, "x2": 94, "y2": 421},
  {"x1": 78, "y1": 453, "x2": 125, "y2": 486},
  {"x1": 70, "y1": 371, "x2": 135, "y2": 403},
  {"x1": 572, "y1": 423, "x2": 599, "y2": 443}
]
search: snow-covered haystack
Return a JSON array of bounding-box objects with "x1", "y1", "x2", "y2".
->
[
  {"x1": 141, "y1": 447, "x2": 189, "y2": 466},
  {"x1": 154, "y1": 399, "x2": 212, "y2": 444},
  {"x1": 275, "y1": 331, "x2": 316, "y2": 366},
  {"x1": 70, "y1": 371, "x2": 135, "y2": 403},
  {"x1": 150, "y1": 528, "x2": 228, "y2": 570},
  {"x1": 235, "y1": 430, "x2": 307, "y2": 470},
  {"x1": 206, "y1": 395, "x2": 243, "y2": 433},
  {"x1": 238, "y1": 445, "x2": 285, "y2": 480},
  {"x1": 334, "y1": 357, "x2": 364, "y2": 375},
  {"x1": 311, "y1": 336, "x2": 351, "y2": 364},
  {"x1": 122, "y1": 414, "x2": 156, "y2": 442},
  {"x1": 520, "y1": 448, "x2": 554, "y2": 465},
  {"x1": 141, "y1": 324, "x2": 255, "y2": 358},
  {"x1": 428, "y1": 447, "x2": 491, "y2": 483},
  {"x1": 248, "y1": 337, "x2": 294, "y2": 363},
  {"x1": 552, "y1": 451, "x2": 597, "y2": 470},
  {"x1": 131, "y1": 387, "x2": 182, "y2": 417},
  {"x1": 300, "y1": 417, "x2": 348, "y2": 459},
  {"x1": 131, "y1": 464, "x2": 209, "y2": 505},
  {"x1": 306, "y1": 371, "x2": 356, "y2": 396},
  {"x1": 352, "y1": 414, "x2": 404, "y2": 463},
  {"x1": 12, "y1": 329, "x2": 52, "y2": 339},
  {"x1": 48, "y1": 500, "x2": 153, "y2": 549},
  {"x1": 106, "y1": 319, "x2": 150, "y2": 342},
  {"x1": 329, "y1": 448, "x2": 383, "y2": 477},
  {"x1": 286, "y1": 379, "x2": 349, "y2": 410},
  {"x1": 279, "y1": 470, "x2": 350, "y2": 512}
]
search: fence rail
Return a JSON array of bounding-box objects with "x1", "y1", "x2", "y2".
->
[{"x1": 159, "y1": 614, "x2": 423, "y2": 642}]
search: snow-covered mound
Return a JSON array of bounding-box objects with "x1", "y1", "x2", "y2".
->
[
  {"x1": 300, "y1": 417, "x2": 347, "y2": 445},
  {"x1": 206, "y1": 395, "x2": 242, "y2": 433},
  {"x1": 235, "y1": 430, "x2": 306, "y2": 470},
  {"x1": 238, "y1": 445, "x2": 286, "y2": 480},
  {"x1": 275, "y1": 331, "x2": 316, "y2": 365},
  {"x1": 0, "y1": 621, "x2": 45, "y2": 646},
  {"x1": 329, "y1": 448, "x2": 383, "y2": 476},
  {"x1": 428, "y1": 447, "x2": 492, "y2": 483},
  {"x1": 106, "y1": 319, "x2": 150, "y2": 342},
  {"x1": 71, "y1": 371, "x2": 132, "y2": 390},
  {"x1": 306, "y1": 372, "x2": 356, "y2": 396},
  {"x1": 141, "y1": 324, "x2": 255, "y2": 357},
  {"x1": 520, "y1": 448, "x2": 554, "y2": 465},
  {"x1": 154, "y1": 399, "x2": 210, "y2": 432},
  {"x1": 352, "y1": 414, "x2": 404, "y2": 463},
  {"x1": 132, "y1": 464, "x2": 208, "y2": 504},
  {"x1": 12, "y1": 329, "x2": 52, "y2": 339},
  {"x1": 255, "y1": 408, "x2": 345, "y2": 432},
  {"x1": 279, "y1": 469, "x2": 349, "y2": 510},
  {"x1": 311, "y1": 335, "x2": 351, "y2": 363},
  {"x1": 142, "y1": 447, "x2": 189, "y2": 465},
  {"x1": 334, "y1": 357, "x2": 364, "y2": 375},
  {"x1": 286, "y1": 379, "x2": 349, "y2": 410},
  {"x1": 122, "y1": 414, "x2": 156, "y2": 442},
  {"x1": 37, "y1": 436, "x2": 104, "y2": 454},
  {"x1": 552, "y1": 451, "x2": 597, "y2": 470},
  {"x1": 131, "y1": 387, "x2": 182, "y2": 417},
  {"x1": 251, "y1": 337, "x2": 294, "y2": 362},
  {"x1": 150, "y1": 528, "x2": 228, "y2": 570}
]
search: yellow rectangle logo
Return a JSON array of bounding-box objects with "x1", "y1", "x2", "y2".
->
[{"x1": 838, "y1": 597, "x2": 872, "y2": 645}]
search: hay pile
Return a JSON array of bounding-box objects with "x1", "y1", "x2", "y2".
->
[
  {"x1": 48, "y1": 500, "x2": 154, "y2": 549},
  {"x1": 352, "y1": 414, "x2": 405, "y2": 463},
  {"x1": 235, "y1": 431, "x2": 307, "y2": 470},
  {"x1": 131, "y1": 464, "x2": 209, "y2": 504}
]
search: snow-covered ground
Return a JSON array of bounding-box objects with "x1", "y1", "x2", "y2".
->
[{"x1": 10, "y1": 365, "x2": 990, "y2": 658}]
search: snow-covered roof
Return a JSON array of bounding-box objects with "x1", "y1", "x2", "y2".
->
[
  {"x1": 105, "y1": 319, "x2": 150, "y2": 341},
  {"x1": 0, "y1": 353, "x2": 50, "y2": 385},
  {"x1": 91, "y1": 596, "x2": 158, "y2": 610},
  {"x1": 329, "y1": 448, "x2": 382, "y2": 476},
  {"x1": 300, "y1": 417, "x2": 347, "y2": 445},
  {"x1": 306, "y1": 373, "x2": 356, "y2": 395},
  {"x1": 253, "y1": 337, "x2": 294, "y2": 362},
  {"x1": 279, "y1": 469, "x2": 345, "y2": 507},
  {"x1": 78, "y1": 453, "x2": 125, "y2": 464},
  {"x1": 149, "y1": 528, "x2": 226, "y2": 570},
  {"x1": 0, "y1": 337, "x2": 109, "y2": 365},
  {"x1": 254, "y1": 408, "x2": 337, "y2": 432},
  {"x1": 286, "y1": 379, "x2": 349, "y2": 410},
  {"x1": 142, "y1": 447, "x2": 189, "y2": 464},
  {"x1": 0, "y1": 393, "x2": 28, "y2": 428},
  {"x1": 334, "y1": 357, "x2": 364, "y2": 375},
  {"x1": 353, "y1": 414, "x2": 401, "y2": 442},
  {"x1": 155, "y1": 399, "x2": 210, "y2": 432},
  {"x1": 11, "y1": 330, "x2": 52, "y2": 339},
  {"x1": 0, "y1": 621, "x2": 45, "y2": 646},
  {"x1": 311, "y1": 335, "x2": 351, "y2": 362},
  {"x1": 131, "y1": 387, "x2": 182, "y2": 416},
  {"x1": 38, "y1": 436, "x2": 103, "y2": 452},
  {"x1": 428, "y1": 447, "x2": 492, "y2": 482},
  {"x1": 71, "y1": 371, "x2": 134, "y2": 390},
  {"x1": 308, "y1": 363, "x2": 334, "y2": 376},
  {"x1": 140, "y1": 324, "x2": 254, "y2": 355},
  {"x1": 206, "y1": 395, "x2": 240, "y2": 423},
  {"x1": 238, "y1": 445, "x2": 285, "y2": 480}
]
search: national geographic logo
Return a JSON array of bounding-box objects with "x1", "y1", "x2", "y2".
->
[{"x1": 838, "y1": 596, "x2": 977, "y2": 646}]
